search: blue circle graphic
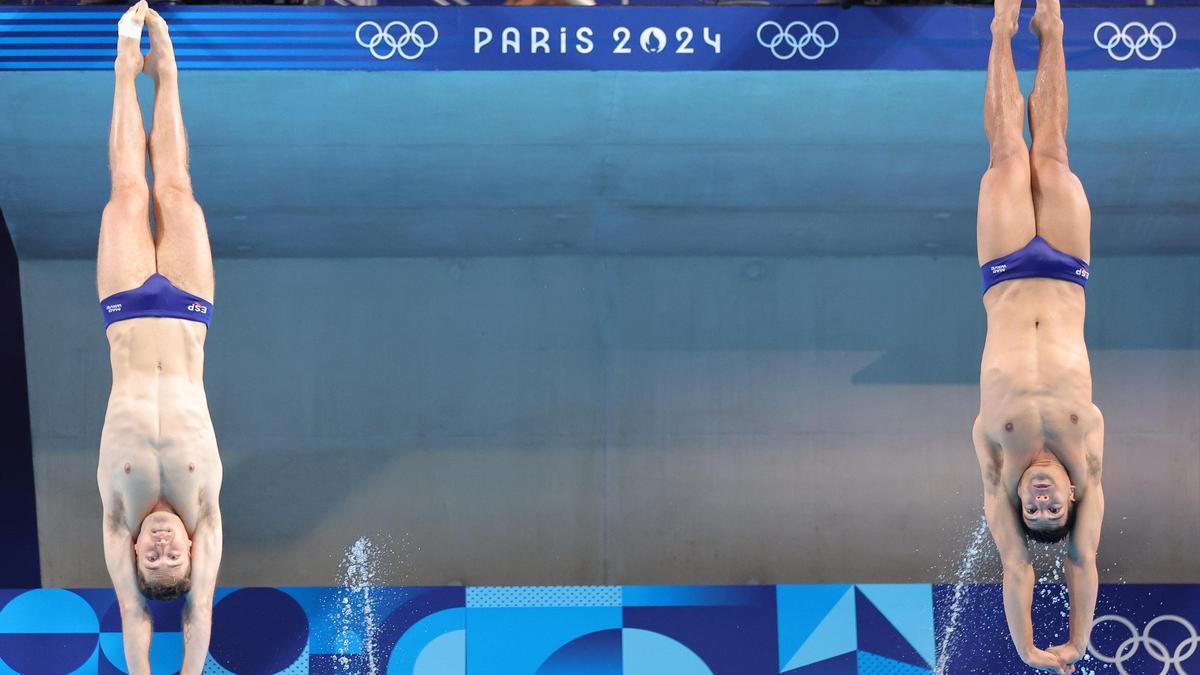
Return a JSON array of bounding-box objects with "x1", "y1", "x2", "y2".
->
[
  {"x1": 209, "y1": 588, "x2": 308, "y2": 674},
  {"x1": 0, "y1": 590, "x2": 98, "y2": 674}
]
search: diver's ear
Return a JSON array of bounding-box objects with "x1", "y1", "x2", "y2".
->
[{"x1": 1069, "y1": 484, "x2": 1077, "y2": 502}]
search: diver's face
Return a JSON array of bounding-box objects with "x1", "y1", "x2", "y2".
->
[
  {"x1": 1017, "y1": 465, "x2": 1075, "y2": 530},
  {"x1": 134, "y1": 512, "x2": 192, "y2": 581}
]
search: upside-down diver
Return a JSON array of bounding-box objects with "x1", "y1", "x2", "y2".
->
[
  {"x1": 97, "y1": 3, "x2": 222, "y2": 673},
  {"x1": 972, "y1": 0, "x2": 1104, "y2": 671}
]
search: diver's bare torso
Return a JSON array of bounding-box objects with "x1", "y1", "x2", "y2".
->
[
  {"x1": 977, "y1": 278, "x2": 1102, "y2": 495},
  {"x1": 97, "y1": 318, "x2": 222, "y2": 533}
]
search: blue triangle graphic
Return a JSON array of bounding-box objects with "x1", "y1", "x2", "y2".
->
[
  {"x1": 784, "y1": 650, "x2": 857, "y2": 675},
  {"x1": 857, "y1": 651, "x2": 933, "y2": 675},
  {"x1": 857, "y1": 585, "x2": 935, "y2": 668},
  {"x1": 783, "y1": 587, "x2": 856, "y2": 671},
  {"x1": 778, "y1": 585, "x2": 855, "y2": 670},
  {"x1": 855, "y1": 589, "x2": 928, "y2": 670}
]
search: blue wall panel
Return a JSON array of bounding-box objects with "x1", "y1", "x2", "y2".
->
[
  {"x1": 0, "y1": 584, "x2": 1196, "y2": 673},
  {"x1": 0, "y1": 218, "x2": 38, "y2": 589}
]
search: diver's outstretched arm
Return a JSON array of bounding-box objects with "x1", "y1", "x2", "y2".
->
[
  {"x1": 974, "y1": 422, "x2": 1072, "y2": 674},
  {"x1": 1052, "y1": 545, "x2": 1098, "y2": 667},
  {"x1": 180, "y1": 509, "x2": 222, "y2": 675},
  {"x1": 102, "y1": 519, "x2": 153, "y2": 675},
  {"x1": 1051, "y1": 420, "x2": 1105, "y2": 666},
  {"x1": 1001, "y1": 560, "x2": 1074, "y2": 672},
  {"x1": 995, "y1": 533, "x2": 1072, "y2": 673}
]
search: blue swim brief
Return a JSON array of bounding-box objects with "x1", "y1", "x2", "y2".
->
[
  {"x1": 99, "y1": 273, "x2": 212, "y2": 328},
  {"x1": 981, "y1": 235, "x2": 1090, "y2": 295}
]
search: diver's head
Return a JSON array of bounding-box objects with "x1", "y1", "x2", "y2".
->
[
  {"x1": 1017, "y1": 460, "x2": 1076, "y2": 544},
  {"x1": 134, "y1": 511, "x2": 192, "y2": 601}
]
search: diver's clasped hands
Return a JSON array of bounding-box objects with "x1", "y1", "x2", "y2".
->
[
  {"x1": 1023, "y1": 644, "x2": 1081, "y2": 674},
  {"x1": 1046, "y1": 643, "x2": 1084, "y2": 672}
]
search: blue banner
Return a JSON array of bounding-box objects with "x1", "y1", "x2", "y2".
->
[{"x1": 0, "y1": 6, "x2": 1196, "y2": 70}]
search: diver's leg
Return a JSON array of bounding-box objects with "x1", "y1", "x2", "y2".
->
[
  {"x1": 1029, "y1": 0, "x2": 1091, "y2": 262},
  {"x1": 977, "y1": 0, "x2": 1036, "y2": 266},
  {"x1": 98, "y1": 1, "x2": 154, "y2": 301},
  {"x1": 145, "y1": 9, "x2": 214, "y2": 301}
]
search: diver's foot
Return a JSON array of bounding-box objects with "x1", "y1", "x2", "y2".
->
[
  {"x1": 991, "y1": 0, "x2": 1020, "y2": 38},
  {"x1": 143, "y1": 7, "x2": 177, "y2": 82},
  {"x1": 115, "y1": 1, "x2": 147, "y2": 76},
  {"x1": 1030, "y1": 0, "x2": 1064, "y2": 42}
]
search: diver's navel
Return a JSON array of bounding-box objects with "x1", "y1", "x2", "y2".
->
[
  {"x1": 123, "y1": 462, "x2": 131, "y2": 474},
  {"x1": 188, "y1": 462, "x2": 195, "y2": 473},
  {"x1": 1070, "y1": 413, "x2": 1079, "y2": 425},
  {"x1": 1004, "y1": 421, "x2": 1014, "y2": 432}
]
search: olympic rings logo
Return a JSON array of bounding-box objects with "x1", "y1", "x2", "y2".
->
[
  {"x1": 1088, "y1": 614, "x2": 1199, "y2": 674},
  {"x1": 1094, "y1": 21, "x2": 1176, "y2": 62},
  {"x1": 756, "y1": 21, "x2": 839, "y2": 61},
  {"x1": 355, "y1": 20, "x2": 439, "y2": 61}
]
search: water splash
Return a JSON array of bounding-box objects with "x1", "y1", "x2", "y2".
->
[
  {"x1": 935, "y1": 515, "x2": 991, "y2": 675},
  {"x1": 1035, "y1": 549, "x2": 1067, "y2": 617},
  {"x1": 332, "y1": 536, "x2": 392, "y2": 674}
]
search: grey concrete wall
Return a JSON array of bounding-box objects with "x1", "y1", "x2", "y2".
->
[{"x1": 20, "y1": 255, "x2": 1200, "y2": 587}]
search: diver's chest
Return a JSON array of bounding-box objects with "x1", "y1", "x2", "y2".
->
[{"x1": 989, "y1": 398, "x2": 1087, "y2": 452}]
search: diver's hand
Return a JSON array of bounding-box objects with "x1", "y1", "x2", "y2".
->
[
  {"x1": 1047, "y1": 643, "x2": 1083, "y2": 668},
  {"x1": 1023, "y1": 647, "x2": 1074, "y2": 674}
]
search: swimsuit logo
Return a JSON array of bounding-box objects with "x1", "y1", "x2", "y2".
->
[
  {"x1": 1094, "y1": 21, "x2": 1176, "y2": 61},
  {"x1": 355, "y1": 20, "x2": 439, "y2": 61},
  {"x1": 1075, "y1": 268, "x2": 1090, "y2": 279},
  {"x1": 990, "y1": 264, "x2": 1007, "y2": 275},
  {"x1": 1088, "y1": 614, "x2": 1198, "y2": 674},
  {"x1": 187, "y1": 303, "x2": 208, "y2": 314},
  {"x1": 105, "y1": 303, "x2": 122, "y2": 313},
  {"x1": 756, "y1": 21, "x2": 839, "y2": 61}
]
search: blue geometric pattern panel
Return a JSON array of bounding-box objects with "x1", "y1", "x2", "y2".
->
[
  {"x1": 0, "y1": 585, "x2": 1196, "y2": 674},
  {"x1": 776, "y1": 585, "x2": 935, "y2": 675},
  {"x1": 623, "y1": 586, "x2": 777, "y2": 675}
]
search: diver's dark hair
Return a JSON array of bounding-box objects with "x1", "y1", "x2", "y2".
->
[
  {"x1": 137, "y1": 568, "x2": 191, "y2": 602},
  {"x1": 1022, "y1": 505, "x2": 1077, "y2": 544}
]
